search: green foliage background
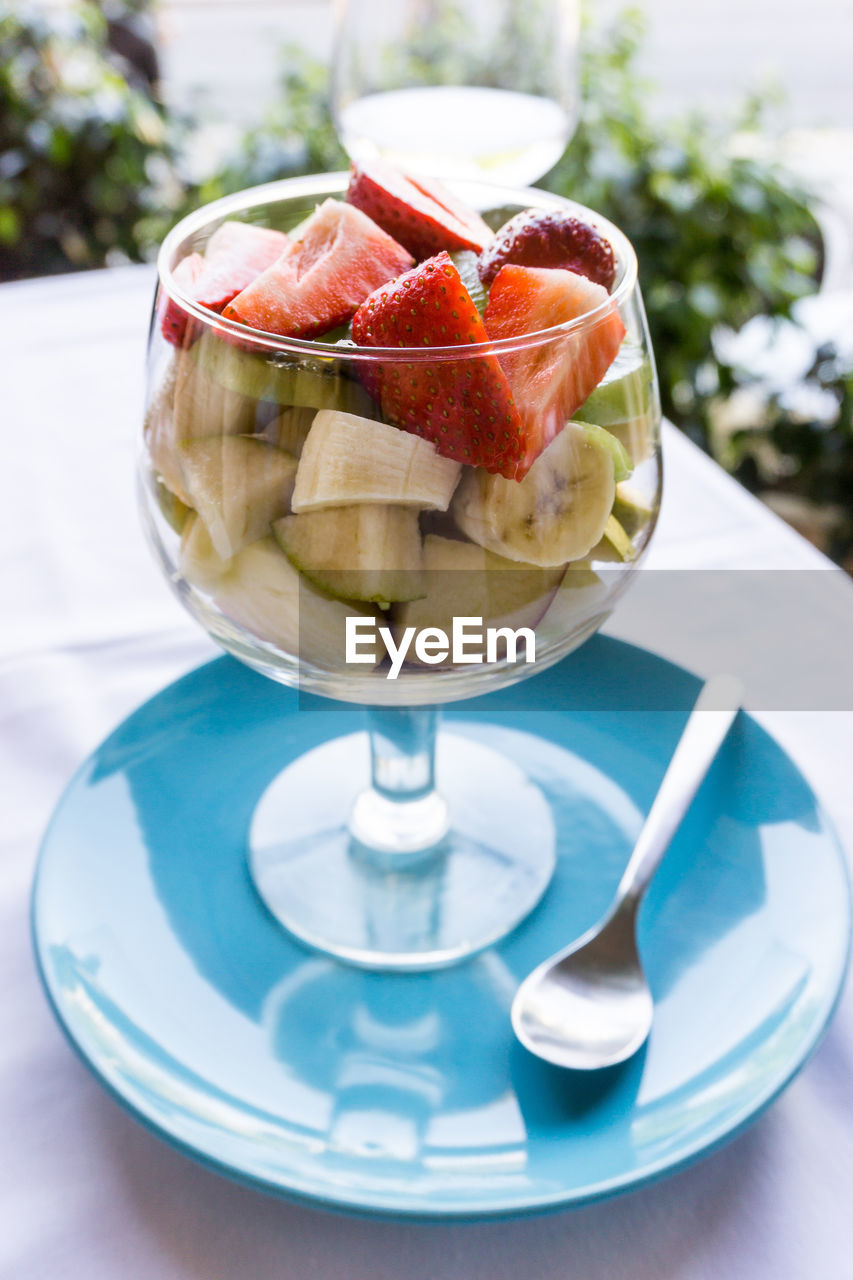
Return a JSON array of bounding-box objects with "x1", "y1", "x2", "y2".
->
[{"x1": 2, "y1": 0, "x2": 851, "y2": 564}]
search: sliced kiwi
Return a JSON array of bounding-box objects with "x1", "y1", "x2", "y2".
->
[
  {"x1": 189, "y1": 330, "x2": 377, "y2": 416},
  {"x1": 274, "y1": 505, "x2": 425, "y2": 605},
  {"x1": 449, "y1": 250, "x2": 488, "y2": 315},
  {"x1": 573, "y1": 345, "x2": 657, "y2": 464}
]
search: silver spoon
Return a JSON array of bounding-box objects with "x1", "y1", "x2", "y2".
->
[{"x1": 512, "y1": 675, "x2": 743, "y2": 1071}]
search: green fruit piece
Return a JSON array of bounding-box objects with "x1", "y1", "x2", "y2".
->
[
  {"x1": 151, "y1": 473, "x2": 192, "y2": 534},
  {"x1": 573, "y1": 344, "x2": 657, "y2": 464},
  {"x1": 392, "y1": 534, "x2": 563, "y2": 665},
  {"x1": 213, "y1": 537, "x2": 381, "y2": 669},
  {"x1": 449, "y1": 250, "x2": 488, "y2": 315},
  {"x1": 578, "y1": 421, "x2": 633, "y2": 482},
  {"x1": 590, "y1": 514, "x2": 636, "y2": 563},
  {"x1": 313, "y1": 323, "x2": 353, "y2": 345},
  {"x1": 179, "y1": 436, "x2": 298, "y2": 560},
  {"x1": 613, "y1": 481, "x2": 654, "y2": 539},
  {"x1": 190, "y1": 329, "x2": 377, "y2": 415},
  {"x1": 452, "y1": 420, "x2": 615, "y2": 567},
  {"x1": 274, "y1": 505, "x2": 425, "y2": 605},
  {"x1": 180, "y1": 513, "x2": 231, "y2": 590}
]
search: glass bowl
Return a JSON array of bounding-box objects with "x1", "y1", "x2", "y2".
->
[{"x1": 140, "y1": 171, "x2": 662, "y2": 969}]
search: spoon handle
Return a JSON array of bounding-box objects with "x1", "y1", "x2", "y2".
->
[{"x1": 617, "y1": 676, "x2": 742, "y2": 908}]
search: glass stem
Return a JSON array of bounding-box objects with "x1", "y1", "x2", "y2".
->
[{"x1": 349, "y1": 706, "x2": 450, "y2": 857}]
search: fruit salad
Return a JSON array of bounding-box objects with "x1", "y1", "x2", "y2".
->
[{"x1": 142, "y1": 164, "x2": 660, "y2": 692}]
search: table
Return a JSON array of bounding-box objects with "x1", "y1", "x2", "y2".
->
[{"x1": 2, "y1": 265, "x2": 852, "y2": 1280}]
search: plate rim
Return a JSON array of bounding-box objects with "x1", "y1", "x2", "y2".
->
[{"x1": 31, "y1": 651, "x2": 853, "y2": 1221}]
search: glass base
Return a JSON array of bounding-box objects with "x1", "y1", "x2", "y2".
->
[{"x1": 248, "y1": 730, "x2": 556, "y2": 970}]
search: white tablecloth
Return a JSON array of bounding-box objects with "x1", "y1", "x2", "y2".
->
[{"x1": 2, "y1": 266, "x2": 852, "y2": 1280}]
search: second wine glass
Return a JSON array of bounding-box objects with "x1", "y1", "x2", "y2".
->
[{"x1": 332, "y1": 0, "x2": 580, "y2": 186}]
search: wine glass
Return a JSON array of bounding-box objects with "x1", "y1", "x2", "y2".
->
[
  {"x1": 140, "y1": 171, "x2": 661, "y2": 970},
  {"x1": 331, "y1": 0, "x2": 580, "y2": 186}
]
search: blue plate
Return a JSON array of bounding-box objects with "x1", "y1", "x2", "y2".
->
[{"x1": 32, "y1": 639, "x2": 851, "y2": 1219}]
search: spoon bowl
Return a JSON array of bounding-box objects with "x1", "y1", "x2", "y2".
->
[{"x1": 513, "y1": 902, "x2": 652, "y2": 1070}]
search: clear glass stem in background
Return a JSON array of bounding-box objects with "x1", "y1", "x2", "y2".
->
[{"x1": 349, "y1": 706, "x2": 451, "y2": 857}]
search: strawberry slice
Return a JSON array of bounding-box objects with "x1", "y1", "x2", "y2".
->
[
  {"x1": 160, "y1": 252, "x2": 205, "y2": 347},
  {"x1": 223, "y1": 200, "x2": 413, "y2": 339},
  {"x1": 352, "y1": 252, "x2": 523, "y2": 476},
  {"x1": 485, "y1": 265, "x2": 626, "y2": 477},
  {"x1": 347, "y1": 160, "x2": 493, "y2": 261},
  {"x1": 159, "y1": 223, "x2": 289, "y2": 347},
  {"x1": 479, "y1": 209, "x2": 617, "y2": 290},
  {"x1": 193, "y1": 221, "x2": 291, "y2": 311}
]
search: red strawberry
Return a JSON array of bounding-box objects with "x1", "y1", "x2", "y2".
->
[
  {"x1": 159, "y1": 224, "x2": 289, "y2": 347},
  {"x1": 160, "y1": 252, "x2": 204, "y2": 347},
  {"x1": 478, "y1": 208, "x2": 617, "y2": 290},
  {"x1": 347, "y1": 160, "x2": 493, "y2": 261},
  {"x1": 192, "y1": 221, "x2": 290, "y2": 311},
  {"x1": 485, "y1": 265, "x2": 626, "y2": 476},
  {"x1": 223, "y1": 200, "x2": 413, "y2": 338},
  {"x1": 352, "y1": 252, "x2": 523, "y2": 476}
]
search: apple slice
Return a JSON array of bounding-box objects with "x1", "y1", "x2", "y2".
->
[
  {"x1": 347, "y1": 160, "x2": 493, "y2": 260},
  {"x1": 484, "y1": 265, "x2": 626, "y2": 477},
  {"x1": 223, "y1": 200, "x2": 414, "y2": 338}
]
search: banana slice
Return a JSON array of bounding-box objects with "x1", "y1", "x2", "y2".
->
[
  {"x1": 179, "y1": 436, "x2": 297, "y2": 560},
  {"x1": 144, "y1": 355, "x2": 188, "y2": 503},
  {"x1": 145, "y1": 347, "x2": 261, "y2": 504},
  {"x1": 452, "y1": 421, "x2": 617, "y2": 566},
  {"x1": 274, "y1": 505, "x2": 425, "y2": 605},
  {"x1": 292, "y1": 410, "x2": 461, "y2": 512},
  {"x1": 212, "y1": 537, "x2": 380, "y2": 669},
  {"x1": 256, "y1": 406, "x2": 316, "y2": 457}
]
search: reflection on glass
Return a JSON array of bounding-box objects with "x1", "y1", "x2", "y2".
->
[{"x1": 332, "y1": 0, "x2": 581, "y2": 185}]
